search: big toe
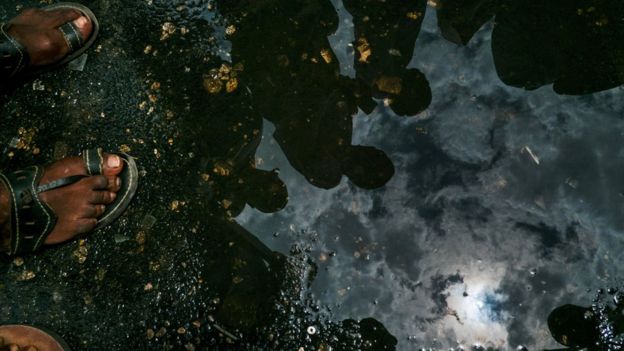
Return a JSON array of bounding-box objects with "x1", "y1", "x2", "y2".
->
[
  {"x1": 103, "y1": 154, "x2": 124, "y2": 176},
  {"x1": 72, "y1": 15, "x2": 93, "y2": 42}
]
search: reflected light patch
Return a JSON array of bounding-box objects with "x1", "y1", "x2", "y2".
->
[{"x1": 443, "y1": 263, "x2": 510, "y2": 348}]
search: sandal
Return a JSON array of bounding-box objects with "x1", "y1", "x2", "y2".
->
[
  {"x1": 0, "y1": 2, "x2": 99, "y2": 80},
  {"x1": 0, "y1": 325, "x2": 70, "y2": 351},
  {"x1": 0, "y1": 149, "x2": 138, "y2": 256}
]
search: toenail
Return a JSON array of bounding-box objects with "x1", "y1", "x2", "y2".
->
[
  {"x1": 116, "y1": 178, "x2": 121, "y2": 187},
  {"x1": 109, "y1": 192, "x2": 117, "y2": 201},
  {"x1": 107, "y1": 155, "x2": 121, "y2": 168},
  {"x1": 74, "y1": 16, "x2": 88, "y2": 27}
]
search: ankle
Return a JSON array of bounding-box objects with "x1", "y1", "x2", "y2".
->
[{"x1": 0, "y1": 182, "x2": 11, "y2": 252}]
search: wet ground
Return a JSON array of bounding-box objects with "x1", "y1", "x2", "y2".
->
[{"x1": 1, "y1": 0, "x2": 624, "y2": 350}]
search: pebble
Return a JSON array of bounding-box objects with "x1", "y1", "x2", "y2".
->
[
  {"x1": 16, "y1": 270, "x2": 36, "y2": 281},
  {"x1": 155, "y1": 327, "x2": 167, "y2": 337}
]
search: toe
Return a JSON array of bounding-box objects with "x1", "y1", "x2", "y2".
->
[
  {"x1": 72, "y1": 15, "x2": 93, "y2": 42},
  {"x1": 50, "y1": 8, "x2": 81, "y2": 27},
  {"x1": 90, "y1": 190, "x2": 116, "y2": 205},
  {"x1": 90, "y1": 204, "x2": 105, "y2": 218},
  {"x1": 82, "y1": 204, "x2": 105, "y2": 218},
  {"x1": 103, "y1": 154, "x2": 124, "y2": 176},
  {"x1": 106, "y1": 176, "x2": 121, "y2": 192},
  {"x1": 84, "y1": 175, "x2": 109, "y2": 190}
]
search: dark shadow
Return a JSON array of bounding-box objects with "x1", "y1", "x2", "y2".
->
[
  {"x1": 436, "y1": 0, "x2": 624, "y2": 94},
  {"x1": 344, "y1": 0, "x2": 431, "y2": 116},
  {"x1": 218, "y1": 0, "x2": 431, "y2": 189},
  {"x1": 546, "y1": 301, "x2": 624, "y2": 350}
]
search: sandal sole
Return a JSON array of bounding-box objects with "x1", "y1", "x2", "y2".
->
[{"x1": 95, "y1": 153, "x2": 139, "y2": 230}]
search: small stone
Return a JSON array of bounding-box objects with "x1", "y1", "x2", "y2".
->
[
  {"x1": 32, "y1": 80, "x2": 45, "y2": 91},
  {"x1": 141, "y1": 214, "x2": 157, "y2": 229},
  {"x1": 13, "y1": 257, "x2": 24, "y2": 267},
  {"x1": 320, "y1": 49, "x2": 333, "y2": 64},
  {"x1": 16, "y1": 270, "x2": 36, "y2": 281},
  {"x1": 73, "y1": 245, "x2": 88, "y2": 264},
  {"x1": 149, "y1": 261, "x2": 161, "y2": 272},
  {"x1": 177, "y1": 327, "x2": 186, "y2": 334},
  {"x1": 225, "y1": 78, "x2": 238, "y2": 93},
  {"x1": 83, "y1": 294, "x2": 93, "y2": 305},
  {"x1": 213, "y1": 162, "x2": 232, "y2": 176},
  {"x1": 225, "y1": 25, "x2": 236, "y2": 35},
  {"x1": 406, "y1": 11, "x2": 422, "y2": 20},
  {"x1": 155, "y1": 327, "x2": 167, "y2": 337},
  {"x1": 144, "y1": 282, "x2": 153, "y2": 291},
  {"x1": 203, "y1": 77, "x2": 223, "y2": 94},
  {"x1": 374, "y1": 76, "x2": 402, "y2": 95},
  {"x1": 96, "y1": 268, "x2": 107, "y2": 281},
  {"x1": 136, "y1": 231, "x2": 147, "y2": 245},
  {"x1": 160, "y1": 22, "x2": 176, "y2": 41},
  {"x1": 146, "y1": 329, "x2": 155, "y2": 339},
  {"x1": 356, "y1": 37, "x2": 372, "y2": 63}
]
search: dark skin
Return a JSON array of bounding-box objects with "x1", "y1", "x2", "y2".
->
[
  {"x1": 0, "y1": 9, "x2": 114, "y2": 349},
  {"x1": 0, "y1": 154, "x2": 124, "y2": 248},
  {"x1": 6, "y1": 8, "x2": 92, "y2": 66}
]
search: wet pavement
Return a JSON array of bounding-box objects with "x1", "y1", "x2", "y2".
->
[{"x1": 1, "y1": 0, "x2": 624, "y2": 350}]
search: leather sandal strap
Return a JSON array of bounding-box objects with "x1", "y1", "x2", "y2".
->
[
  {"x1": 0, "y1": 23, "x2": 30, "y2": 80},
  {"x1": 37, "y1": 175, "x2": 87, "y2": 193},
  {"x1": 57, "y1": 22, "x2": 83, "y2": 54},
  {"x1": 0, "y1": 166, "x2": 57, "y2": 256},
  {"x1": 82, "y1": 148, "x2": 104, "y2": 175}
]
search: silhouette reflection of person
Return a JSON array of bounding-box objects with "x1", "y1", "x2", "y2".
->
[
  {"x1": 344, "y1": 0, "x2": 431, "y2": 117},
  {"x1": 436, "y1": 0, "x2": 624, "y2": 94},
  {"x1": 218, "y1": 0, "x2": 431, "y2": 190}
]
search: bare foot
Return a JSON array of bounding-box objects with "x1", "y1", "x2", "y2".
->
[
  {"x1": 0, "y1": 154, "x2": 124, "y2": 252},
  {"x1": 6, "y1": 8, "x2": 93, "y2": 66}
]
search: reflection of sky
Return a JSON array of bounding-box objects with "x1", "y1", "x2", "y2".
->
[
  {"x1": 443, "y1": 263, "x2": 509, "y2": 348},
  {"x1": 238, "y1": 3, "x2": 624, "y2": 350}
]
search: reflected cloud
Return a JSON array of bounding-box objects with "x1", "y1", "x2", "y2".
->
[{"x1": 443, "y1": 264, "x2": 509, "y2": 348}]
